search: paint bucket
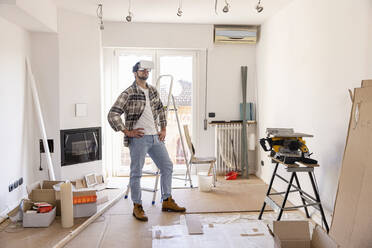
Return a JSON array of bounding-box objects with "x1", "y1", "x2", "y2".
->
[{"x1": 198, "y1": 172, "x2": 213, "y2": 192}]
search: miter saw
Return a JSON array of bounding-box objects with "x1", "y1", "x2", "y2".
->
[{"x1": 259, "y1": 128, "x2": 318, "y2": 164}]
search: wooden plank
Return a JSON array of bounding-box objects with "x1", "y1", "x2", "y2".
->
[
  {"x1": 185, "y1": 215, "x2": 203, "y2": 235},
  {"x1": 53, "y1": 189, "x2": 126, "y2": 248},
  {"x1": 269, "y1": 156, "x2": 319, "y2": 168},
  {"x1": 241, "y1": 66, "x2": 249, "y2": 178},
  {"x1": 296, "y1": 161, "x2": 320, "y2": 167},
  {"x1": 209, "y1": 121, "x2": 257, "y2": 125}
]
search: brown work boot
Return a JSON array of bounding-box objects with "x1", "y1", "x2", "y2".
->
[
  {"x1": 133, "y1": 204, "x2": 148, "y2": 221},
  {"x1": 162, "y1": 196, "x2": 186, "y2": 212}
]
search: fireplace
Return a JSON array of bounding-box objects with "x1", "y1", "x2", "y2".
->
[{"x1": 60, "y1": 127, "x2": 102, "y2": 166}]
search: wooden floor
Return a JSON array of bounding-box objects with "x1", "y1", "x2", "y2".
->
[{"x1": 0, "y1": 175, "x2": 297, "y2": 248}]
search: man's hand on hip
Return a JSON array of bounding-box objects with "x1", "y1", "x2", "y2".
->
[
  {"x1": 124, "y1": 128, "x2": 145, "y2": 138},
  {"x1": 158, "y1": 128, "x2": 166, "y2": 142}
]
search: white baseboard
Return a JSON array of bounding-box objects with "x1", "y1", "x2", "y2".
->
[
  {"x1": 0, "y1": 207, "x2": 10, "y2": 223},
  {"x1": 0, "y1": 192, "x2": 29, "y2": 224}
]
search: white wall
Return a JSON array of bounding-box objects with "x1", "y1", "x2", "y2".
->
[
  {"x1": 58, "y1": 9, "x2": 103, "y2": 179},
  {"x1": 0, "y1": 0, "x2": 57, "y2": 32},
  {"x1": 102, "y1": 22, "x2": 257, "y2": 171},
  {"x1": 256, "y1": 0, "x2": 372, "y2": 219},
  {"x1": 0, "y1": 16, "x2": 35, "y2": 216},
  {"x1": 30, "y1": 32, "x2": 61, "y2": 179},
  {"x1": 103, "y1": 22, "x2": 212, "y2": 49}
]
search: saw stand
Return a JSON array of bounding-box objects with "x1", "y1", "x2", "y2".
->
[{"x1": 258, "y1": 156, "x2": 329, "y2": 233}]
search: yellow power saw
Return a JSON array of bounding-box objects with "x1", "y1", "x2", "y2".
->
[{"x1": 259, "y1": 128, "x2": 317, "y2": 164}]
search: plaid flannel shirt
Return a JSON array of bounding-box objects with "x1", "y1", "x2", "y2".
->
[{"x1": 107, "y1": 82, "x2": 167, "y2": 147}]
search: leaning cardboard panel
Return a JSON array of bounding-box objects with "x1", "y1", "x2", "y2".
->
[
  {"x1": 311, "y1": 225, "x2": 339, "y2": 248},
  {"x1": 361, "y1": 79, "x2": 372, "y2": 88},
  {"x1": 330, "y1": 86, "x2": 372, "y2": 247}
]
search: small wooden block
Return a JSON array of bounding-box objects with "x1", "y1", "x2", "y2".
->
[
  {"x1": 240, "y1": 233, "x2": 264, "y2": 237},
  {"x1": 296, "y1": 161, "x2": 320, "y2": 167}
]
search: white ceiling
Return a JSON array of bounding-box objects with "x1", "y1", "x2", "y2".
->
[{"x1": 54, "y1": 0, "x2": 294, "y2": 25}]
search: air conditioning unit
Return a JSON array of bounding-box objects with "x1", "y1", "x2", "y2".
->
[{"x1": 214, "y1": 25, "x2": 258, "y2": 44}]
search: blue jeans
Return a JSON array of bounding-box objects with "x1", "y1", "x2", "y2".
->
[{"x1": 129, "y1": 135, "x2": 173, "y2": 205}]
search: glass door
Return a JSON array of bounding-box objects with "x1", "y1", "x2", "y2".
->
[
  {"x1": 111, "y1": 49, "x2": 197, "y2": 176},
  {"x1": 157, "y1": 51, "x2": 195, "y2": 171}
]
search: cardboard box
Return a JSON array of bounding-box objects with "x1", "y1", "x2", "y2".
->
[
  {"x1": 55, "y1": 189, "x2": 97, "y2": 202},
  {"x1": 271, "y1": 221, "x2": 310, "y2": 248},
  {"x1": 269, "y1": 221, "x2": 338, "y2": 248},
  {"x1": 73, "y1": 202, "x2": 97, "y2": 218},
  {"x1": 27, "y1": 180, "x2": 63, "y2": 216},
  {"x1": 22, "y1": 200, "x2": 56, "y2": 228},
  {"x1": 96, "y1": 191, "x2": 109, "y2": 205}
]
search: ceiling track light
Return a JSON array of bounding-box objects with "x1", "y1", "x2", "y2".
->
[
  {"x1": 177, "y1": 0, "x2": 183, "y2": 17},
  {"x1": 222, "y1": 0, "x2": 230, "y2": 13},
  {"x1": 256, "y1": 0, "x2": 264, "y2": 13},
  {"x1": 126, "y1": 0, "x2": 133, "y2": 22},
  {"x1": 96, "y1": 4, "x2": 104, "y2": 30}
]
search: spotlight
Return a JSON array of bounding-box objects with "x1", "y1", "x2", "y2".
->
[
  {"x1": 255, "y1": 0, "x2": 264, "y2": 13},
  {"x1": 222, "y1": 0, "x2": 229, "y2": 13},
  {"x1": 97, "y1": 4, "x2": 104, "y2": 30},
  {"x1": 125, "y1": 0, "x2": 133, "y2": 22},
  {"x1": 126, "y1": 12, "x2": 132, "y2": 22},
  {"x1": 177, "y1": 8, "x2": 182, "y2": 17},
  {"x1": 177, "y1": 0, "x2": 183, "y2": 17}
]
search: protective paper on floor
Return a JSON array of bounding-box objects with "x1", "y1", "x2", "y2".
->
[
  {"x1": 152, "y1": 222, "x2": 274, "y2": 248},
  {"x1": 199, "y1": 211, "x2": 311, "y2": 230},
  {"x1": 152, "y1": 212, "x2": 312, "y2": 248}
]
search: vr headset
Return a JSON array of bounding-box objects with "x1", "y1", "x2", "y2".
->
[{"x1": 133, "y1": 60, "x2": 154, "y2": 72}]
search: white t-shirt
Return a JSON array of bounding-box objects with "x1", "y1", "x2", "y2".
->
[{"x1": 133, "y1": 86, "x2": 158, "y2": 135}]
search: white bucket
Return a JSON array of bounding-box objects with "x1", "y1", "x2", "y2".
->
[{"x1": 198, "y1": 172, "x2": 213, "y2": 192}]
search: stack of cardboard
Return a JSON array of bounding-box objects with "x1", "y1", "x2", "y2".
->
[
  {"x1": 54, "y1": 174, "x2": 108, "y2": 218},
  {"x1": 329, "y1": 80, "x2": 372, "y2": 247},
  {"x1": 23, "y1": 174, "x2": 108, "y2": 226},
  {"x1": 22, "y1": 180, "x2": 63, "y2": 227}
]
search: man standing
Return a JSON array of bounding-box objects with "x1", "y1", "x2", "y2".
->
[{"x1": 108, "y1": 61, "x2": 186, "y2": 221}]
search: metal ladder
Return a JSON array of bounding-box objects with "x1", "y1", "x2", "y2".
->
[{"x1": 124, "y1": 75, "x2": 193, "y2": 204}]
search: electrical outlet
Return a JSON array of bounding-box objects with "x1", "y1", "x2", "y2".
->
[
  {"x1": 8, "y1": 184, "x2": 14, "y2": 192},
  {"x1": 18, "y1": 177, "x2": 23, "y2": 186},
  {"x1": 13, "y1": 181, "x2": 19, "y2": 189},
  {"x1": 261, "y1": 160, "x2": 264, "y2": 166},
  {"x1": 40, "y1": 139, "x2": 54, "y2": 153}
]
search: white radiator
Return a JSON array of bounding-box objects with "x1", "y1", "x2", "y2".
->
[{"x1": 214, "y1": 122, "x2": 256, "y2": 175}]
